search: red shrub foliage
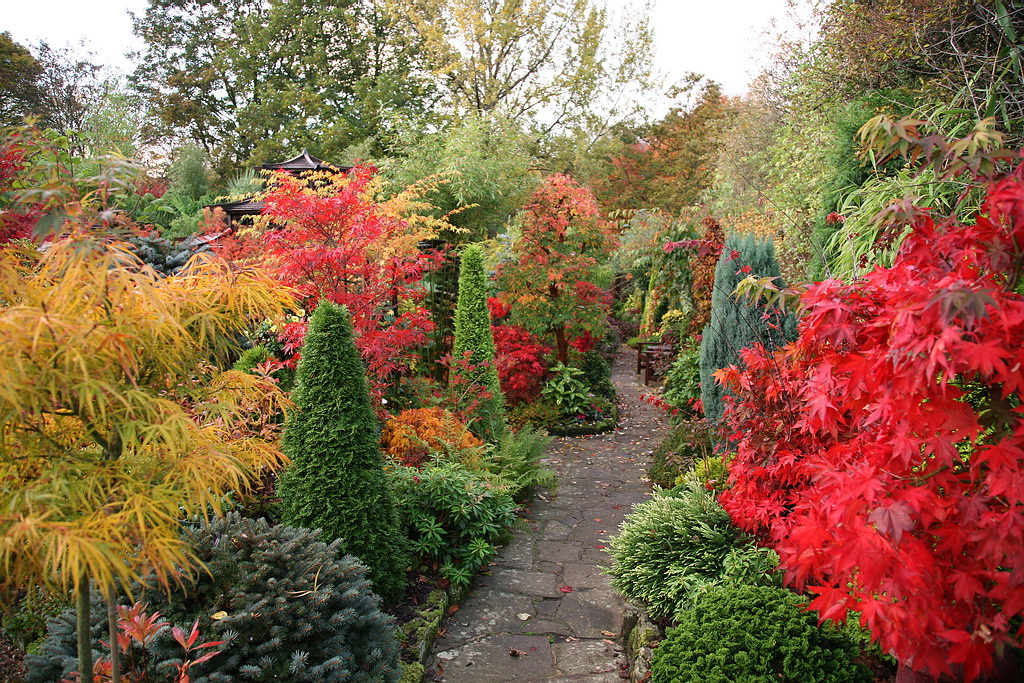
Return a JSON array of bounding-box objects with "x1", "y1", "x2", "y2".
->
[
  {"x1": 718, "y1": 158, "x2": 1024, "y2": 681},
  {"x1": 256, "y1": 167, "x2": 441, "y2": 399},
  {"x1": 0, "y1": 142, "x2": 40, "y2": 243},
  {"x1": 492, "y1": 324, "x2": 550, "y2": 407}
]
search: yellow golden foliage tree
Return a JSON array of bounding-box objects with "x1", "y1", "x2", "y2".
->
[{"x1": 0, "y1": 234, "x2": 294, "y2": 679}]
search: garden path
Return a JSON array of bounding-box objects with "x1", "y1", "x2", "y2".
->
[{"x1": 426, "y1": 345, "x2": 671, "y2": 681}]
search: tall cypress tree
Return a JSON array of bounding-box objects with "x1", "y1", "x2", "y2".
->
[
  {"x1": 278, "y1": 301, "x2": 407, "y2": 602},
  {"x1": 699, "y1": 234, "x2": 795, "y2": 422},
  {"x1": 452, "y1": 243, "x2": 505, "y2": 442}
]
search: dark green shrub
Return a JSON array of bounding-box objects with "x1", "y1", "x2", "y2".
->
[
  {"x1": 661, "y1": 339, "x2": 701, "y2": 416},
  {"x1": 389, "y1": 462, "x2": 519, "y2": 589},
  {"x1": 699, "y1": 234, "x2": 795, "y2": 422},
  {"x1": 651, "y1": 584, "x2": 869, "y2": 683},
  {"x1": 278, "y1": 301, "x2": 408, "y2": 602},
  {"x1": 577, "y1": 349, "x2": 616, "y2": 401},
  {"x1": 607, "y1": 475, "x2": 778, "y2": 620},
  {"x1": 452, "y1": 243, "x2": 505, "y2": 442},
  {"x1": 232, "y1": 345, "x2": 270, "y2": 373},
  {"x1": 507, "y1": 400, "x2": 561, "y2": 431},
  {"x1": 647, "y1": 418, "x2": 714, "y2": 489},
  {"x1": 27, "y1": 514, "x2": 402, "y2": 683}
]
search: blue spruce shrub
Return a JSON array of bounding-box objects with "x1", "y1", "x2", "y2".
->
[{"x1": 27, "y1": 514, "x2": 401, "y2": 683}]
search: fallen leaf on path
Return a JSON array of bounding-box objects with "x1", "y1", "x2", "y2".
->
[
  {"x1": 601, "y1": 630, "x2": 618, "y2": 637},
  {"x1": 517, "y1": 613, "x2": 532, "y2": 621},
  {"x1": 510, "y1": 648, "x2": 528, "y2": 657},
  {"x1": 559, "y1": 585, "x2": 574, "y2": 593}
]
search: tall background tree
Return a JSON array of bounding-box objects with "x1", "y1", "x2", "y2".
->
[
  {"x1": 0, "y1": 33, "x2": 45, "y2": 127},
  {"x1": 131, "y1": 0, "x2": 437, "y2": 171},
  {"x1": 384, "y1": 0, "x2": 655, "y2": 139}
]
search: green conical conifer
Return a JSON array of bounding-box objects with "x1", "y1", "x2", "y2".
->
[
  {"x1": 278, "y1": 301, "x2": 407, "y2": 602},
  {"x1": 452, "y1": 243, "x2": 506, "y2": 442},
  {"x1": 699, "y1": 234, "x2": 796, "y2": 422}
]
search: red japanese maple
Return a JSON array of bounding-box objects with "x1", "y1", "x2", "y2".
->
[
  {"x1": 0, "y1": 142, "x2": 42, "y2": 243},
  {"x1": 492, "y1": 324, "x2": 550, "y2": 406},
  {"x1": 497, "y1": 174, "x2": 616, "y2": 364},
  {"x1": 259, "y1": 167, "x2": 439, "y2": 398},
  {"x1": 718, "y1": 159, "x2": 1024, "y2": 681}
]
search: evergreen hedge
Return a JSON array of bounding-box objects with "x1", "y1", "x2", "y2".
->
[
  {"x1": 277, "y1": 301, "x2": 407, "y2": 602},
  {"x1": 452, "y1": 243, "x2": 505, "y2": 441},
  {"x1": 699, "y1": 234, "x2": 795, "y2": 422}
]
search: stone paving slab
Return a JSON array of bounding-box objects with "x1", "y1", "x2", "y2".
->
[{"x1": 427, "y1": 346, "x2": 671, "y2": 681}]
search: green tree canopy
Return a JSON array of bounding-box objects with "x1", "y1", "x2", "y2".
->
[
  {"x1": 388, "y1": 0, "x2": 655, "y2": 137},
  {"x1": 0, "y1": 32, "x2": 45, "y2": 127},
  {"x1": 131, "y1": 0, "x2": 438, "y2": 170}
]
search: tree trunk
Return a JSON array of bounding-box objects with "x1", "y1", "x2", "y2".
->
[
  {"x1": 106, "y1": 583, "x2": 119, "y2": 683},
  {"x1": 896, "y1": 652, "x2": 1020, "y2": 683},
  {"x1": 76, "y1": 575, "x2": 93, "y2": 683},
  {"x1": 553, "y1": 325, "x2": 569, "y2": 365}
]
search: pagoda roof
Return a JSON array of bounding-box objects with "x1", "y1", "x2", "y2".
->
[{"x1": 261, "y1": 149, "x2": 349, "y2": 173}]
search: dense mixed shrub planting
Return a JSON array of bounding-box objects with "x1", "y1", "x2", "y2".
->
[
  {"x1": 390, "y1": 462, "x2": 519, "y2": 589},
  {"x1": 646, "y1": 418, "x2": 714, "y2": 489},
  {"x1": 27, "y1": 515, "x2": 401, "y2": 683},
  {"x1": 718, "y1": 152, "x2": 1024, "y2": 680}
]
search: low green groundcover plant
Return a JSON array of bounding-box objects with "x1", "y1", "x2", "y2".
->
[
  {"x1": 607, "y1": 475, "x2": 778, "y2": 620},
  {"x1": 651, "y1": 584, "x2": 870, "y2": 683},
  {"x1": 27, "y1": 514, "x2": 401, "y2": 682}
]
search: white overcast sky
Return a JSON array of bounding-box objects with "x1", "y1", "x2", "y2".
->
[{"x1": 2, "y1": 0, "x2": 806, "y2": 96}]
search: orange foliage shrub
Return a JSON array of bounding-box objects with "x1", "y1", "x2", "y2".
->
[{"x1": 381, "y1": 408, "x2": 483, "y2": 468}]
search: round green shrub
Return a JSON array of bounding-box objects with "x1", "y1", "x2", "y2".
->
[
  {"x1": 27, "y1": 514, "x2": 401, "y2": 682},
  {"x1": 607, "y1": 475, "x2": 778, "y2": 620},
  {"x1": 651, "y1": 584, "x2": 869, "y2": 683}
]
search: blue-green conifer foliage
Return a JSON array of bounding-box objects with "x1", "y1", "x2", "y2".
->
[{"x1": 699, "y1": 235, "x2": 795, "y2": 422}]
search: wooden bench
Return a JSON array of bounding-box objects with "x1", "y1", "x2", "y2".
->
[{"x1": 636, "y1": 342, "x2": 676, "y2": 385}]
